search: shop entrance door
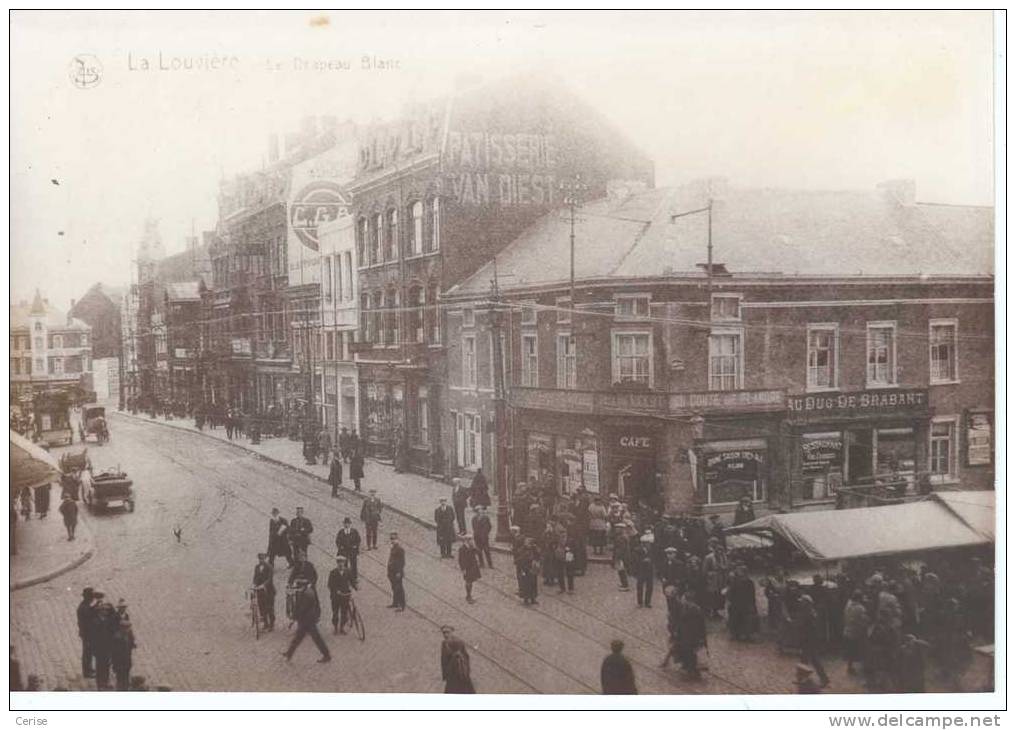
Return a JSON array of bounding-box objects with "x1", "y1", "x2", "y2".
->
[{"x1": 845, "y1": 428, "x2": 873, "y2": 485}]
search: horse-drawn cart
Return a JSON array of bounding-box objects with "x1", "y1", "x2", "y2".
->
[{"x1": 78, "y1": 405, "x2": 109, "y2": 445}]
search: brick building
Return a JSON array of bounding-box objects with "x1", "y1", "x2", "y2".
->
[
  {"x1": 442, "y1": 180, "x2": 994, "y2": 518},
  {"x1": 349, "y1": 74, "x2": 654, "y2": 475}
]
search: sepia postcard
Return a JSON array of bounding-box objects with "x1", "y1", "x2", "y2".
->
[{"x1": 8, "y1": 9, "x2": 1003, "y2": 717}]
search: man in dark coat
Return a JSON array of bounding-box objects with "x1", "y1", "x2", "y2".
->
[
  {"x1": 519, "y1": 538, "x2": 540, "y2": 605},
  {"x1": 252, "y1": 552, "x2": 276, "y2": 630},
  {"x1": 675, "y1": 592, "x2": 707, "y2": 679},
  {"x1": 458, "y1": 535, "x2": 482, "y2": 604},
  {"x1": 434, "y1": 498, "x2": 457, "y2": 558},
  {"x1": 267, "y1": 508, "x2": 292, "y2": 567},
  {"x1": 77, "y1": 587, "x2": 96, "y2": 678},
  {"x1": 111, "y1": 617, "x2": 137, "y2": 691},
  {"x1": 469, "y1": 470, "x2": 491, "y2": 508},
  {"x1": 282, "y1": 580, "x2": 331, "y2": 663},
  {"x1": 349, "y1": 452, "x2": 365, "y2": 492},
  {"x1": 659, "y1": 546, "x2": 686, "y2": 591},
  {"x1": 632, "y1": 533, "x2": 655, "y2": 608},
  {"x1": 360, "y1": 490, "x2": 383, "y2": 550},
  {"x1": 327, "y1": 556, "x2": 357, "y2": 634},
  {"x1": 600, "y1": 639, "x2": 637, "y2": 694},
  {"x1": 726, "y1": 564, "x2": 759, "y2": 641},
  {"x1": 338, "y1": 427, "x2": 351, "y2": 462},
  {"x1": 334, "y1": 518, "x2": 361, "y2": 585},
  {"x1": 34, "y1": 482, "x2": 51, "y2": 519},
  {"x1": 440, "y1": 626, "x2": 475, "y2": 693},
  {"x1": 387, "y1": 532, "x2": 406, "y2": 610},
  {"x1": 471, "y1": 506, "x2": 494, "y2": 568},
  {"x1": 288, "y1": 507, "x2": 313, "y2": 557},
  {"x1": 288, "y1": 551, "x2": 318, "y2": 588},
  {"x1": 328, "y1": 457, "x2": 343, "y2": 497},
  {"x1": 797, "y1": 594, "x2": 830, "y2": 687},
  {"x1": 91, "y1": 597, "x2": 118, "y2": 690},
  {"x1": 59, "y1": 495, "x2": 79, "y2": 541},
  {"x1": 451, "y1": 479, "x2": 470, "y2": 535},
  {"x1": 509, "y1": 526, "x2": 526, "y2": 596}
]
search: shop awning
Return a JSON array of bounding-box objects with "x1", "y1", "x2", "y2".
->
[
  {"x1": 931, "y1": 491, "x2": 995, "y2": 542},
  {"x1": 726, "y1": 499, "x2": 990, "y2": 562},
  {"x1": 10, "y1": 429, "x2": 61, "y2": 496}
]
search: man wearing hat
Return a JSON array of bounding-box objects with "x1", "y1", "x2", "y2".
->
[
  {"x1": 327, "y1": 556, "x2": 357, "y2": 634},
  {"x1": 451, "y1": 479, "x2": 470, "y2": 536},
  {"x1": 252, "y1": 552, "x2": 276, "y2": 631},
  {"x1": 674, "y1": 591, "x2": 707, "y2": 680},
  {"x1": 76, "y1": 587, "x2": 97, "y2": 678},
  {"x1": 334, "y1": 517, "x2": 361, "y2": 585},
  {"x1": 111, "y1": 612, "x2": 137, "y2": 691},
  {"x1": 440, "y1": 625, "x2": 475, "y2": 693},
  {"x1": 387, "y1": 532, "x2": 406, "y2": 610},
  {"x1": 288, "y1": 507, "x2": 314, "y2": 557},
  {"x1": 288, "y1": 550, "x2": 318, "y2": 588},
  {"x1": 360, "y1": 489, "x2": 383, "y2": 550},
  {"x1": 660, "y1": 546, "x2": 685, "y2": 591},
  {"x1": 59, "y1": 494, "x2": 78, "y2": 541},
  {"x1": 91, "y1": 596, "x2": 119, "y2": 690},
  {"x1": 434, "y1": 498, "x2": 456, "y2": 558},
  {"x1": 267, "y1": 508, "x2": 292, "y2": 568},
  {"x1": 458, "y1": 535, "x2": 482, "y2": 604},
  {"x1": 282, "y1": 579, "x2": 330, "y2": 663},
  {"x1": 471, "y1": 506, "x2": 494, "y2": 569},
  {"x1": 632, "y1": 530, "x2": 656, "y2": 608}
]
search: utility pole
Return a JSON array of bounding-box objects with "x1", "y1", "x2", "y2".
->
[
  {"x1": 669, "y1": 198, "x2": 714, "y2": 294},
  {"x1": 488, "y1": 258, "x2": 512, "y2": 543},
  {"x1": 560, "y1": 175, "x2": 587, "y2": 312}
]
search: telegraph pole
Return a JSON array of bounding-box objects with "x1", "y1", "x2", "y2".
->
[
  {"x1": 560, "y1": 175, "x2": 587, "y2": 311},
  {"x1": 670, "y1": 199, "x2": 714, "y2": 295},
  {"x1": 488, "y1": 259, "x2": 512, "y2": 543}
]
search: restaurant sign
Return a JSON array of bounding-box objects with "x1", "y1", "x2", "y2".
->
[{"x1": 788, "y1": 388, "x2": 928, "y2": 418}]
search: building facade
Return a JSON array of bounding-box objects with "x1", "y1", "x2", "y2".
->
[{"x1": 443, "y1": 181, "x2": 994, "y2": 518}]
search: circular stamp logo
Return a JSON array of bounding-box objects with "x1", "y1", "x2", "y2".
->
[
  {"x1": 69, "y1": 54, "x2": 102, "y2": 89},
  {"x1": 290, "y1": 180, "x2": 349, "y2": 251}
]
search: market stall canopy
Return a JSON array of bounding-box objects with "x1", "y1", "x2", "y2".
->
[
  {"x1": 10, "y1": 429, "x2": 61, "y2": 496},
  {"x1": 931, "y1": 491, "x2": 995, "y2": 542},
  {"x1": 726, "y1": 499, "x2": 990, "y2": 562}
]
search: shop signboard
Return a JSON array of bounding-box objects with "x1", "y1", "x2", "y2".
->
[
  {"x1": 230, "y1": 338, "x2": 251, "y2": 356},
  {"x1": 702, "y1": 447, "x2": 766, "y2": 505},
  {"x1": 966, "y1": 410, "x2": 993, "y2": 466},
  {"x1": 670, "y1": 389, "x2": 784, "y2": 413},
  {"x1": 787, "y1": 388, "x2": 928, "y2": 419}
]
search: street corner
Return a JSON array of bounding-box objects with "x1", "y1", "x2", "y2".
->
[{"x1": 10, "y1": 508, "x2": 96, "y2": 591}]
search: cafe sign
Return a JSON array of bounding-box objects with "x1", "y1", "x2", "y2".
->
[{"x1": 788, "y1": 388, "x2": 928, "y2": 418}]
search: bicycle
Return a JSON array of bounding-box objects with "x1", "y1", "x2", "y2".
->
[
  {"x1": 348, "y1": 595, "x2": 366, "y2": 642},
  {"x1": 248, "y1": 586, "x2": 264, "y2": 640}
]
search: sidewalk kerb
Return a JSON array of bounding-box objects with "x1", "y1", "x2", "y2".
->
[{"x1": 10, "y1": 517, "x2": 96, "y2": 592}]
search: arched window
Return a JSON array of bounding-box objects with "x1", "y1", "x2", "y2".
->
[
  {"x1": 409, "y1": 201, "x2": 424, "y2": 255},
  {"x1": 356, "y1": 217, "x2": 368, "y2": 267},
  {"x1": 408, "y1": 284, "x2": 424, "y2": 343},
  {"x1": 426, "y1": 283, "x2": 441, "y2": 345},
  {"x1": 372, "y1": 213, "x2": 383, "y2": 265},
  {"x1": 429, "y1": 197, "x2": 441, "y2": 252},
  {"x1": 386, "y1": 208, "x2": 399, "y2": 262}
]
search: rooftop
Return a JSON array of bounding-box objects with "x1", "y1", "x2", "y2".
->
[{"x1": 11, "y1": 290, "x2": 91, "y2": 331}]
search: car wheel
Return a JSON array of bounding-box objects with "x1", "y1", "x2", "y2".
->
[{"x1": 126, "y1": 499, "x2": 135, "y2": 513}]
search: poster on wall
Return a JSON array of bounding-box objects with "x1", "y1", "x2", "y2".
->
[
  {"x1": 966, "y1": 411, "x2": 993, "y2": 466},
  {"x1": 582, "y1": 447, "x2": 600, "y2": 493}
]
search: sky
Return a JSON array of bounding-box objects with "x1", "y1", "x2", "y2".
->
[{"x1": 9, "y1": 10, "x2": 997, "y2": 311}]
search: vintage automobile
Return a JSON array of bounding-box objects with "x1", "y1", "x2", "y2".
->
[
  {"x1": 33, "y1": 393, "x2": 74, "y2": 447},
  {"x1": 82, "y1": 467, "x2": 134, "y2": 512},
  {"x1": 78, "y1": 404, "x2": 109, "y2": 445}
]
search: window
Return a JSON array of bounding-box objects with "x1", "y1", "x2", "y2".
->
[
  {"x1": 807, "y1": 325, "x2": 838, "y2": 390},
  {"x1": 709, "y1": 331, "x2": 741, "y2": 391},
  {"x1": 52, "y1": 357, "x2": 63, "y2": 374},
  {"x1": 34, "y1": 322, "x2": 41, "y2": 332},
  {"x1": 430, "y1": 197, "x2": 441, "y2": 251},
  {"x1": 357, "y1": 217, "x2": 368, "y2": 266},
  {"x1": 426, "y1": 284, "x2": 441, "y2": 344},
  {"x1": 929, "y1": 320, "x2": 958, "y2": 383},
  {"x1": 416, "y1": 386, "x2": 430, "y2": 445},
  {"x1": 462, "y1": 335, "x2": 477, "y2": 387},
  {"x1": 613, "y1": 332, "x2": 652, "y2": 386},
  {"x1": 455, "y1": 412, "x2": 482, "y2": 469},
  {"x1": 34, "y1": 337, "x2": 43, "y2": 350},
  {"x1": 383, "y1": 288, "x2": 399, "y2": 345},
  {"x1": 521, "y1": 334, "x2": 538, "y2": 386},
  {"x1": 35, "y1": 358, "x2": 43, "y2": 372},
  {"x1": 520, "y1": 301, "x2": 537, "y2": 325},
  {"x1": 615, "y1": 295, "x2": 650, "y2": 319},
  {"x1": 372, "y1": 213, "x2": 383, "y2": 264},
  {"x1": 867, "y1": 322, "x2": 896, "y2": 386},
  {"x1": 929, "y1": 418, "x2": 957, "y2": 482},
  {"x1": 371, "y1": 291, "x2": 383, "y2": 343},
  {"x1": 334, "y1": 256, "x2": 343, "y2": 302},
  {"x1": 410, "y1": 201, "x2": 424, "y2": 255},
  {"x1": 557, "y1": 333, "x2": 576, "y2": 389},
  {"x1": 343, "y1": 252, "x2": 353, "y2": 299},
  {"x1": 462, "y1": 308, "x2": 475, "y2": 328},
  {"x1": 386, "y1": 208, "x2": 399, "y2": 262},
  {"x1": 711, "y1": 294, "x2": 741, "y2": 321},
  {"x1": 360, "y1": 293, "x2": 372, "y2": 342},
  {"x1": 556, "y1": 297, "x2": 572, "y2": 324},
  {"x1": 25, "y1": 358, "x2": 31, "y2": 374},
  {"x1": 408, "y1": 285, "x2": 424, "y2": 343},
  {"x1": 52, "y1": 334, "x2": 62, "y2": 348},
  {"x1": 323, "y1": 257, "x2": 333, "y2": 302}
]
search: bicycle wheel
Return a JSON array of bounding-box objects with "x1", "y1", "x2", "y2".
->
[
  {"x1": 251, "y1": 592, "x2": 261, "y2": 640},
  {"x1": 352, "y1": 603, "x2": 366, "y2": 642}
]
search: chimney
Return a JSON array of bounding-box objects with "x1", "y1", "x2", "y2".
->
[{"x1": 877, "y1": 179, "x2": 916, "y2": 207}]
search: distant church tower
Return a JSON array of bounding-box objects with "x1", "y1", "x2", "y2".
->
[{"x1": 137, "y1": 218, "x2": 164, "y2": 284}]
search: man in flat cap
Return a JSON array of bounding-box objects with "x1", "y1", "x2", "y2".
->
[{"x1": 387, "y1": 532, "x2": 406, "y2": 611}]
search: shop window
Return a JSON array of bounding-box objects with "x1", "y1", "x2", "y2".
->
[
  {"x1": 462, "y1": 308, "x2": 475, "y2": 329},
  {"x1": 526, "y1": 433, "x2": 555, "y2": 484},
  {"x1": 462, "y1": 334, "x2": 477, "y2": 388},
  {"x1": 416, "y1": 386, "x2": 430, "y2": 446},
  {"x1": 615, "y1": 295, "x2": 650, "y2": 319},
  {"x1": 702, "y1": 442, "x2": 767, "y2": 504},
  {"x1": 874, "y1": 427, "x2": 916, "y2": 493},
  {"x1": 807, "y1": 325, "x2": 838, "y2": 390},
  {"x1": 799, "y1": 431, "x2": 843, "y2": 501},
  {"x1": 521, "y1": 334, "x2": 538, "y2": 386},
  {"x1": 409, "y1": 201, "x2": 424, "y2": 255},
  {"x1": 557, "y1": 435, "x2": 599, "y2": 495},
  {"x1": 556, "y1": 297, "x2": 572, "y2": 324},
  {"x1": 429, "y1": 198, "x2": 441, "y2": 252},
  {"x1": 929, "y1": 320, "x2": 958, "y2": 383},
  {"x1": 455, "y1": 412, "x2": 482, "y2": 469},
  {"x1": 929, "y1": 418, "x2": 957, "y2": 482},
  {"x1": 557, "y1": 333, "x2": 576, "y2": 389},
  {"x1": 866, "y1": 322, "x2": 897, "y2": 386},
  {"x1": 711, "y1": 294, "x2": 741, "y2": 321},
  {"x1": 708, "y1": 331, "x2": 741, "y2": 391},
  {"x1": 613, "y1": 332, "x2": 652, "y2": 387}
]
